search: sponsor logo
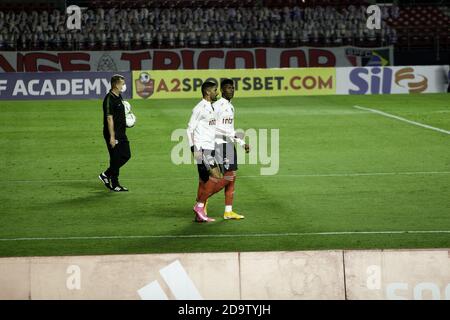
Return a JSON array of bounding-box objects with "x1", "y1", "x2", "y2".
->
[
  {"x1": 0, "y1": 72, "x2": 133, "y2": 100},
  {"x1": 135, "y1": 72, "x2": 155, "y2": 99},
  {"x1": 394, "y1": 67, "x2": 428, "y2": 93},
  {"x1": 97, "y1": 54, "x2": 118, "y2": 72},
  {"x1": 349, "y1": 67, "x2": 428, "y2": 94},
  {"x1": 132, "y1": 69, "x2": 335, "y2": 99}
]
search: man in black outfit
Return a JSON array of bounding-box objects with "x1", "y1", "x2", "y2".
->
[{"x1": 98, "y1": 74, "x2": 131, "y2": 192}]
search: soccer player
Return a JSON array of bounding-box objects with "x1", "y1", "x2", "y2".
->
[
  {"x1": 187, "y1": 81, "x2": 222, "y2": 222},
  {"x1": 98, "y1": 74, "x2": 131, "y2": 192},
  {"x1": 212, "y1": 78, "x2": 250, "y2": 220}
]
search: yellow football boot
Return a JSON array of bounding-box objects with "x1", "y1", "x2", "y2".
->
[{"x1": 223, "y1": 211, "x2": 245, "y2": 220}]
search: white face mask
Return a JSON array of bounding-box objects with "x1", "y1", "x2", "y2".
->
[{"x1": 120, "y1": 83, "x2": 127, "y2": 93}]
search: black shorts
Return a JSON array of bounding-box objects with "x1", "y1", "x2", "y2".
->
[
  {"x1": 196, "y1": 149, "x2": 216, "y2": 182},
  {"x1": 215, "y1": 143, "x2": 238, "y2": 172}
]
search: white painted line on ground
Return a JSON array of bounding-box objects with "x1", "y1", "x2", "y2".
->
[
  {"x1": 353, "y1": 105, "x2": 450, "y2": 135},
  {"x1": 243, "y1": 171, "x2": 450, "y2": 178},
  {"x1": 0, "y1": 230, "x2": 449, "y2": 242},
  {"x1": 2, "y1": 171, "x2": 450, "y2": 183}
]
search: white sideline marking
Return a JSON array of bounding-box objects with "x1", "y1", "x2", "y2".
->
[
  {"x1": 2, "y1": 171, "x2": 450, "y2": 183},
  {"x1": 0, "y1": 230, "x2": 449, "y2": 242},
  {"x1": 243, "y1": 171, "x2": 450, "y2": 178},
  {"x1": 353, "y1": 105, "x2": 450, "y2": 135}
]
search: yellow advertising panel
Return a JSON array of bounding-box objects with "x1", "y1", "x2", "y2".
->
[{"x1": 132, "y1": 68, "x2": 336, "y2": 99}]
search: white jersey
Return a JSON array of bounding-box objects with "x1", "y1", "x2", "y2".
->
[
  {"x1": 214, "y1": 97, "x2": 245, "y2": 146},
  {"x1": 186, "y1": 99, "x2": 216, "y2": 150}
]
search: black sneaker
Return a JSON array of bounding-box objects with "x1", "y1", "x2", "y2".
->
[
  {"x1": 111, "y1": 185, "x2": 129, "y2": 192},
  {"x1": 98, "y1": 172, "x2": 112, "y2": 190}
]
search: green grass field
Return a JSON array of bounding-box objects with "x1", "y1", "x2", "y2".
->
[{"x1": 0, "y1": 93, "x2": 449, "y2": 257}]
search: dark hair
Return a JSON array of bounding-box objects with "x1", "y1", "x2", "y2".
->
[
  {"x1": 111, "y1": 74, "x2": 125, "y2": 89},
  {"x1": 201, "y1": 81, "x2": 217, "y2": 96},
  {"x1": 220, "y1": 78, "x2": 234, "y2": 88}
]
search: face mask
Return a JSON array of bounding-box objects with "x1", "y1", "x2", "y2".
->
[{"x1": 120, "y1": 83, "x2": 127, "y2": 93}]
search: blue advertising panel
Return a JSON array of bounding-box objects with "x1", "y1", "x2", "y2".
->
[{"x1": 0, "y1": 72, "x2": 132, "y2": 100}]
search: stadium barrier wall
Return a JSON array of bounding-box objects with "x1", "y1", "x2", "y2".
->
[
  {"x1": 344, "y1": 249, "x2": 450, "y2": 300},
  {"x1": 0, "y1": 249, "x2": 448, "y2": 300},
  {"x1": 0, "y1": 46, "x2": 394, "y2": 72},
  {"x1": 0, "y1": 65, "x2": 448, "y2": 100}
]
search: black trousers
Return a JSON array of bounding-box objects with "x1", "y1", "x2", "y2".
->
[
  {"x1": 196, "y1": 149, "x2": 215, "y2": 183},
  {"x1": 104, "y1": 139, "x2": 131, "y2": 185}
]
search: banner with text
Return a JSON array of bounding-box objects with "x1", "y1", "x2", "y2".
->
[
  {"x1": 0, "y1": 46, "x2": 393, "y2": 72},
  {"x1": 336, "y1": 65, "x2": 450, "y2": 95},
  {"x1": 0, "y1": 72, "x2": 132, "y2": 100},
  {"x1": 132, "y1": 68, "x2": 336, "y2": 99},
  {"x1": 1, "y1": 65, "x2": 446, "y2": 100}
]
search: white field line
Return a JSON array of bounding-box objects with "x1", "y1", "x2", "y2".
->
[
  {"x1": 353, "y1": 105, "x2": 450, "y2": 135},
  {"x1": 0, "y1": 230, "x2": 449, "y2": 242},
  {"x1": 1, "y1": 171, "x2": 450, "y2": 183}
]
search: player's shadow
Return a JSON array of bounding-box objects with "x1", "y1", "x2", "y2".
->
[
  {"x1": 50, "y1": 191, "x2": 111, "y2": 206},
  {"x1": 57, "y1": 180, "x2": 107, "y2": 191},
  {"x1": 42, "y1": 181, "x2": 117, "y2": 208}
]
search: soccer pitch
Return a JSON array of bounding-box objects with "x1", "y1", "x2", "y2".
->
[{"x1": 0, "y1": 94, "x2": 449, "y2": 257}]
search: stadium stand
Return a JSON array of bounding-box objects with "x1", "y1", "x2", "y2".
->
[{"x1": 0, "y1": 0, "x2": 448, "y2": 51}]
